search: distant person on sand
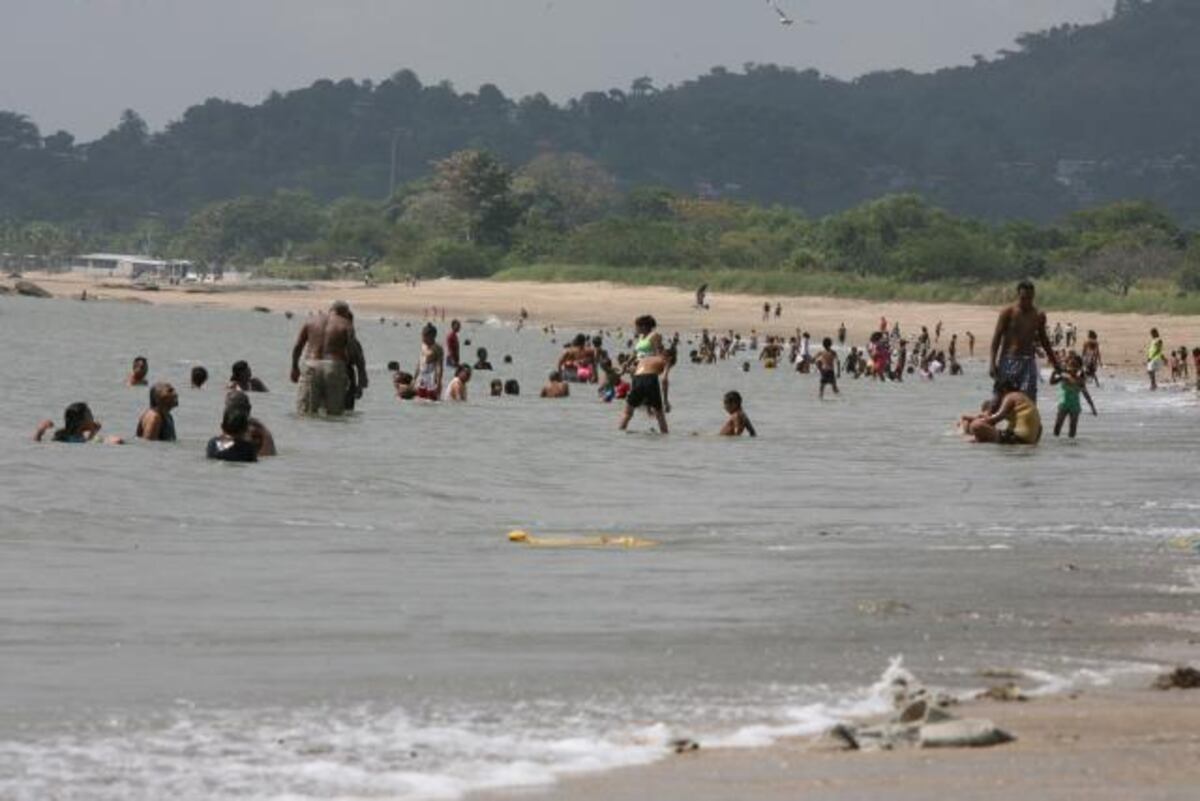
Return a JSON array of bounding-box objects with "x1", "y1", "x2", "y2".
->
[
  {"x1": 1146, "y1": 328, "x2": 1165, "y2": 391},
  {"x1": 446, "y1": 365, "x2": 471, "y2": 401},
  {"x1": 815, "y1": 338, "x2": 840, "y2": 399},
  {"x1": 414, "y1": 323, "x2": 444, "y2": 400},
  {"x1": 228, "y1": 360, "x2": 268, "y2": 393},
  {"x1": 136, "y1": 382, "x2": 178, "y2": 442},
  {"x1": 964, "y1": 379, "x2": 1042, "y2": 446},
  {"x1": 1050, "y1": 353, "x2": 1097, "y2": 439},
  {"x1": 719, "y1": 391, "x2": 756, "y2": 437},
  {"x1": 127, "y1": 356, "x2": 149, "y2": 386},
  {"x1": 967, "y1": 331, "x2": 976, "y2": 358},
  {"x1": 35, "y1": 402, "x2": 123, "y2": 444},
  {"x1": 695, "y1": 284, "x2": 708, "y2": 309},
  {"x1": 290, "y1": 300, "x2": 359, "y2": 416},
  {"x1": 988, "y1": 280, "x2": 1060, "y2": 402},
  {"x1": 191, "y1": 366, "x2": 208, "y2": 389},
  {"x1": 541, "y1": 371, "x2": 570, "y2": 398},
  {"x1": 837, "y1": 322, "x2": 847, "y2": 345}
]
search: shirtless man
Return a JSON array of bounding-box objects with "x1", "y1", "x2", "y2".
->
[
  {"x1": 989, "y1": 280, "x2": 1060, "y2": 402},
  {"x1": 290, "y1": 300, "x2": 360, "y2": 416},
  {"x1": 619, "y1": 329, "x2": 670, "y2": 434},
  {"x1": 541, "y1": 371, "x2": 570, "y2": 398},
  {"x1": 413, "y1": 323, "x2": 444, "y2": 400},
  {"x1": 815, "y1": 338, "x2": 840, "y2": 399}
]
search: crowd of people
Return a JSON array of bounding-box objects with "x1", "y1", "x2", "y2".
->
[{"x1": 31, "y1": 279, "x2": 1197, "y2": 458}]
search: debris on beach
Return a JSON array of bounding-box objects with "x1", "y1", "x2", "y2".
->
[
  {"x1": 818, "y1": 672, "x2": 1014, "y2": 752},
  {"x1": 976, "y1": 683, "x2": 1028, "y2": 703},
  {"x1": 671, "y1": 738, "x2": 700, "y2": 754},
  {"x1": 14, "y1": 279, "x2": 52, "y2": 298},
  {"x1": 1152, "y1": 666, "x2": 1200, "y2": 690}
]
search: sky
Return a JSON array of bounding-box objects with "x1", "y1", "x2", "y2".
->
[{"x1": 1, "y1": 0, "x2": 1111, "y2": 141}]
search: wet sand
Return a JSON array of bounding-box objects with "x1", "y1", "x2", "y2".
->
[
  {"x1": 477, "y1": 687, "x2": 1200, "y2": 801},
  {"x1": 16, "y1": 271, "x2": 1200, "y2": 373}
]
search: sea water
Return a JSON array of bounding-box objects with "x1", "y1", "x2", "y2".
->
[{"x1": 0, "y1": 295, "x2": 1196, "y2": 799}]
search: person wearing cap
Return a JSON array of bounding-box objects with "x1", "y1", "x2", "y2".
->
[{"x1": 290, "y1": 300, "x2": 362, "y2": 416}]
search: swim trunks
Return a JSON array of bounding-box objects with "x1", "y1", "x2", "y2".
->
[
  {"x1": 997, "y1": 355, "x2": 1040, "y2": 401},
  {"x1": 626, "y1": 373, "x2": 663, "y2": 410},
  {"x1": 296, "y1": 359, "x2": 349, "y2": 416},
  {"x1": 820, "y1": 368, "x2": 837, "y2": 387}
]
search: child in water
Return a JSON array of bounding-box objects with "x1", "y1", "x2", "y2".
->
[
  {"x1": 720, "y1": 391, "x2": 757, "y2": 437},
  {"x1": 1050, "y1": 353, "x2": 1097, "y2": 438},
  {"x1": 815, "y1": 337, "x2": 839, "y2": 399}
]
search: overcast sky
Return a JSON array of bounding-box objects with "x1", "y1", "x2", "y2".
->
[{"x1": 2, "y1": 0, "x2": 1109, "y2": 140}]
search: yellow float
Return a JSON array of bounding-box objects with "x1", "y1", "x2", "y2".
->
[{"x1": 507, "y1": 530, "x2": 658, "y2": 549}]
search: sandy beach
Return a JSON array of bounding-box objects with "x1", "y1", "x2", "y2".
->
[
  {"x1": 476, "y1": 687, "x2": 1200, "y2": 801},
  {"x1": 14, "y1": 271, "x2": 1200, "y2": 374}
]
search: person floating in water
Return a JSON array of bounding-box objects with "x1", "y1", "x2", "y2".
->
[
  {"x1": 815, "y1": 337, "x2": 840, "y2": 399},
  {"x1": 190, "y1": 365, "x2": 208, "y2": 390},
  {"x1": 720, "y1": 391, "x2": 756, "y2": 437},
  {"x1": 989, "y1": 280, "x2": 1060, "y2": 402},
  {"x1": 414, "y1": 323, "x2": 444, "y2": 401},
  {"x1": 1050, "y1": 353, "x2": 1097, "y2": 439},
  {"x1": 206, "y1": 404, "x2": 258, "y2": 462},
  {"x1": 965, "y1": 379, "x2": 1042, "y2": 445},
  {"x1": 136, "y1": 382, "x2": 178, "y2": 441},
  {"x1": 290, "y1": 300, "x2": 361, "y2": 416},
  {"x1": 474, "y1": 347, "x2": 493, "y2": 371},
  {"x1": 228, "y1": 360, "x2": 269, "y2": 393},
  {"x1": 35, "y1": 402, "x2": 123, "y2": 444},
  {"x1": 127, "y1": 355, "x2": 149, "y2": 387}
]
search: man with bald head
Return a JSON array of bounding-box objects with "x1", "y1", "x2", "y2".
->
[{"x1": 290, "y1": 300, "x2": 364, "y2": 416}]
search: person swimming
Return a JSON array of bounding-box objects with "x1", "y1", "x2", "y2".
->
[
  {"x1": 136, "y1": 382, "x2": 178, "y2": 442},
  {"x1": 446, "y1": 365, "x2": 471, "y2": 401},
  {"x1": 719, "y1": 391, "x2": 756, "y2": 437},
  {"x1": 191, "y1": 365, "x2": 208, "y2": 389},
  {"x1": 35, "y1": 402, "x2": 122, "y2": 444},
  {"x1": 228, "y1": 360, "x2": 269, "y2": 393},
  {"x1": 225, "y1": 391, "x2": 276, "y2": 457},
  {"x1": 127, "y1": 355, "x2": 149, "y2": 387},
  {"x1": 206, "y1": 405, "x2": 258, "y2": 463}
]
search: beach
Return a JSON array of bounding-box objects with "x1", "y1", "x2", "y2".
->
[
  {"x1": 17, "y1": 270, "x2": 1200, "y2": 373},
  {"x1": 2, "y1": 280, "x2": 1199, "y2": 800},
  {"x1": 478, "y1": 688, "x2": 1200, "y2": 801}
]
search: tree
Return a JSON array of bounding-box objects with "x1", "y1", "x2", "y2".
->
[
  {"x1": 515, "y1": 152, "x2": 618, "y2": 229},
  {"x1": 434, "y1": 149, "x2": 522, "y2": 246},
  {"x1": 320, "y1": 198, "x2": 390, "y2": 272},
  {"x1": 1077, "y1": 236, "x2": 1179, "y2": 295}
]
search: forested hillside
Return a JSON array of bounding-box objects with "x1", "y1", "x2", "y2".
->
[{"x1": 0, "y1": 0, "x2": 1197, "y2": 229}]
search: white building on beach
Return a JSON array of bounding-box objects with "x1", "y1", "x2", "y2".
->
[{"x1": 72, "y1": 253, "x2": 192, "y2": 281}]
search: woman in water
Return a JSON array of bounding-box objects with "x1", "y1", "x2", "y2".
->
[{"x1": 35, "y1": 402, "x2": 123, "y2": 444}]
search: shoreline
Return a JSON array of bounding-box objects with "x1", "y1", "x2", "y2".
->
[
  {"x1": 11, "y1": 271, "x2": 1200, "y2": 374},
  {"x1": 472, "y1": 684, "x2": 1200, "y2": 801}
]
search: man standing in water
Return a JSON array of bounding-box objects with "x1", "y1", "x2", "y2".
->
[
  {"x1": 414, "y1": 323, "x2": 445, "y2": 400},
  {"x1": 446, "y1": 319, "x2": 462, "y2": 369},
  {"x1": 290, "y1": 300, "x2": 360, "y2": 416},
  {"x1": 989, "y1": 280, "x2": 1060, "y2": 402}
]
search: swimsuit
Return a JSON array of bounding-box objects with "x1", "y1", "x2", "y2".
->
[
  {"x1": 297, "y1": 359, "x2": 349, "y2": 416},
  {"x1": 819, "y1": 367, "x2": 837, "y2": 386},
  {"x1": 626, "y1": 373, "x2": 663, "y2": 410},
  {"x1": 415, "y1": 360, "x2": 439, "y2": 401},
  {"x1": 1058, "y1": 381, "x2": 1082, "y2": 416},
  {"x1": 635, "y1": 336, "x2": 654, "y2": 357},
  {"x1": 1003, "y1": 393, "x2": 1042, "y2": 444},
  {"x1": 997, "y1": 354, "x2": 1040, "y2": 401},
  {"x1": 206, "y1": 436, "x2": 258, "y2": 462}
]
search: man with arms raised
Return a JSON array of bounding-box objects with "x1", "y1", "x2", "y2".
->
[
  {"x1": 290, "y1": 300, "x2": 362, "y2": 416},
  {"x1": 989, "y1": 280, "x2": 1060, "y2": 402}
]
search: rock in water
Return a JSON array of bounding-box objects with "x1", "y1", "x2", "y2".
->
[
  {"x1": 14, "y1": 280, "x2": 51, "y2": 298},
  {"x1": 919, "y1": 719, "x2": 1014, "y2": 748},
  {"x1": 1152, "y1": 666, "x2": 1200, "y2": 690}
]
